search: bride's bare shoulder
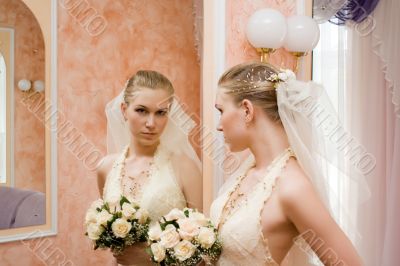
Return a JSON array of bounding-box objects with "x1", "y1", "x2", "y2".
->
[
  {"x1": 96, "y1": 153, "x2": 119, "y2": 176},
  {"x1": 276, "y1": 158, "x2": 318, "y2": 206}
]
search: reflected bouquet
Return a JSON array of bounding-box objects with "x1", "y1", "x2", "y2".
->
[{"x1": 84, "y1": 196, "x2": 150, "y2": 255}]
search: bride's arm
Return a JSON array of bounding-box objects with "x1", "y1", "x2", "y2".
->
[
  {"x1": 171, "y1": 153, "x2": 203, "y2": 211},
  {"x1": 279, "y1": 164, "x2": 363, "y2": 266}
]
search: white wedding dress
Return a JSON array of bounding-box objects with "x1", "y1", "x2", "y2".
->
[
  {"x1": 210, "y1": 148, "x2": 317, "y2": 266},
  {"x1": 103, "y1": 143, "x2": 187, "y2": 223}
]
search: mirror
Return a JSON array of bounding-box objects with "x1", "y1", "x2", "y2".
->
[
  {"x1": 0, "y1": 27, "x2": 13, "y2": 187},
  {"x1": 0, "y1": 0, "x2": 57, "y2": 242}
]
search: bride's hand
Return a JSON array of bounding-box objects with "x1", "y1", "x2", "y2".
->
[{"x1": 113, "y1": 242, "x2": 151, "y2": 265}]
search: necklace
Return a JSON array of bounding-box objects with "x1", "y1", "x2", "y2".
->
[
  {"x1": 218, "y1": 148, "x2": 293, "y2": 229},
  {"x1": 120, "y1": 147, "x2": 155, "y2": 202}
]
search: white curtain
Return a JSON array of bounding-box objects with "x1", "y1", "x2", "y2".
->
[
  {"x1": 0, "y1": 54, "x2": 6, "y2": 183},
  {"x1": 346, "y1": 0, "x2": 400, "y2": 264},
  {"x1": 313, "y1": 0, "x2": 400, "y2": 263},
  {"x1": 312, "y1": 21, "x2": 364, "y2": 243}
]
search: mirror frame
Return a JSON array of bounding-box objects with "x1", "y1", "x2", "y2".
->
[
  {"x1": 0, "y1": 0, "x2": 57, "y2": 243},
  {"x1": 0, "y1": 27, "x2": 15, "y2": 188}
]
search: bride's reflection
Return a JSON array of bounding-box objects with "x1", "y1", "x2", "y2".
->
[{"x1": 97, "y1": 70, "x2": 202, "y2": 265}]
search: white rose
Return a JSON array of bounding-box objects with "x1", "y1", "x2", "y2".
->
[
  {"x1": 174, "y1": 240, "x2": 196, "y2": 262},
  {"x1": 85, "y1": 209, "x2": 98, "y2": 225},
  {"x1": 108, "y1": 201, "x2": 121, "y2": 213},
  {"x1": 285, "y1": 69, "x2": 296, "y2": 80},
  {"x1": 148, "y1": 222, "x2": 163, "y2": 241},
  {"x1": 197, "y1": 227, "x2": 216, "y2": 249},
  {"x1": 151, "y1": 243, "x2": 166, "y2": 262},
  {"x1": 160, "y1": 224, "x2": 180, "y2": 248},
  {"x1": 188, "y1": 212, "x2": 209, "y2": 227},
  {"x1": 90, "y1": 199, "x2": 104, "y2": 211},
  {"x1": 87, "y1": 222, "x2": 104, "y2": 240},
  {"x1": 134, "y1": 209, "x2": 149, "y2": 224},
  {"x1": 177, "y1": 218, "x2": 200, "y2": 241},
  {"x1": 278, "y1": 72, "x2": 288, "y2": 81},
  {"x1": 164, "y1": 208, "x2": 186, "y2": 222},
  {"x1": 111, "y1": 218, "x2": 132, "y2": 238},
  {"x1": 121, "y1": 202, "x2": 136, "y2": 219},
  {"x1": 96, "y1": 209, "x2": 113, "y2": 226}
]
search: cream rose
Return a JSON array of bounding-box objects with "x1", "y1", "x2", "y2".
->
[
  {"x1": 164, "y1": 208, "x2": 186, "y2": 222},
  {"x1": 85, "y1": 209, "x2": 98, "y2": 225},
  {"x1": 174, "y1": 240, "x2": 196, "y2": 262},
  {"x1": 278, "y1": 72, "x2": 288, "y2": 81},
  {"x1": 90, "y1": 199, "x2": 104, "y2": 211},
  {"x1": 121, "y1": 202, "x2": 136, "y2": 219},
  {"x1": 134, "y1": 208, "x2": 149, "y2": 224},
  {"x1": 96, "y1": 209, "x2": 113, "y2": 226},
  {"x1": 160, "y1": 224, "x2": 180, "y2": 248},
  {"x1": 188, "y1": 212, "x2": 209, "y2": 227},
  {"x1": 148, "y1": 222, "x2": 163, "y2": 241},
  {"x1": 111, "y1": 218, "x2": 132, "y2": 238},
  {"x1": 87, "y1": 222, "x2": 104, "y2": 240},
  {"x1": 151, "y1": 243, "x2": 166, "y2": 262},
  {"x1": 197, "y1": 227, "x2": 216, "y2": 248},
  {"x1": 108, "y1": 201, "x2": 121, "y2": 213},
  {"x1": 177, "y1": 218, "x2": 200, "y2": 241}
]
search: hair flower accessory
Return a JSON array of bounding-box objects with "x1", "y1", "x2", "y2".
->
[{"x1": 267, "y1": 69, "x2": 296, "y2": 83}]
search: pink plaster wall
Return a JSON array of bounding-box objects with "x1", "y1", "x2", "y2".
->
[
  {"x1": 0, "y1": 0, "x2": 200, "y2": 265},
  {"x1": 226, "y1": 0, "x2": 297, "y2": 69},
  {"x1": 0, "y1": 0, "x2": 46, "y2": 193}
]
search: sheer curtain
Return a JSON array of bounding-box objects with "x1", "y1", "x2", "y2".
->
[
  {"x1": 313, "y1": 0, "x2": 400, "y2": 266},
  {"x1": 0, "y1": 54, "x2": 6, "y2": 184},
  {"x1": 346, "y1": 0, "x2": 400, "y2": 264},
  {"x1": 312, "y1": 21, "x2": 363, "y2": 243},
  {"x1": 314, "y1": 0, "x2": 400, "y2": 264}
]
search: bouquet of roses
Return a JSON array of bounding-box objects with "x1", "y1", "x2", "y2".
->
[
  {"x1": 84, "y1": 195, "x2": 150, "y2": 255},
  {"x1": 147, "y1": 208, "x2": 222, "y2": 265}
]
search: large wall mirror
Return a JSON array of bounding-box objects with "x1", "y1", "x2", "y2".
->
[{"x1": 0, "y1": 0, "x2": 57, "y2": 242}]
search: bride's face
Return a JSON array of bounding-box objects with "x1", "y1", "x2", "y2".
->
[
  {"x1": 122, "y1": 87, "x2": 171, "y2": 146},
  {"x1": 215, "y1": 90, "x2": 249, "y2": 152}
]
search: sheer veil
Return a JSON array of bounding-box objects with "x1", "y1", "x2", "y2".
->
[
  {"x1": 105, "y1": 89, "x2": 201, "y2": 169},
  {"x1": 276, "y1": 72, "x2": 370, "y2": 264}
]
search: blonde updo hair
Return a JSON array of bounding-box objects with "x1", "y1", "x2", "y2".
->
[
  {"x1": 123, "y1": 70, "x2": 174, "y2": 104},
  {"x1": 218, "y1": 61, "x2": 281, "y2": 122}
]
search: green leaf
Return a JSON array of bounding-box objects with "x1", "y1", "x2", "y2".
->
[
  {"x1": 184, "y1": 209, "x2": 190, "y2": 217},
  {"x1": 120, "y1": 195, "x2": 130, "y2": 208}
]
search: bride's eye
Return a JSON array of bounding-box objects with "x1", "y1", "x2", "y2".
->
[
  {"x1": 135, "y1": 108, "x2": 147, "y2": 115},
  {"x1": 156, "y1": 110, "x2": 168, "y2": 116}
]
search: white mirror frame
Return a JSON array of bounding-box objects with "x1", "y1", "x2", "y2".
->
[
  {"x1": 0, "y1": 27, "x2": 15, "y2": 188},
  {"x1": 0, "y1": 0, "x2": 57, "y2": 243}
]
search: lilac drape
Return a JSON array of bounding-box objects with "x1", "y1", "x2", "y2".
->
[{"x1": 331, "y1": 0, "x2": 380, "y2": 25}]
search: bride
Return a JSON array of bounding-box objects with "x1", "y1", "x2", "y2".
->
[
  {"x1": 97, "y1": 70, "x2": 202, "y2": 265},
  {"x1": 210, "y1": 62, "x2": 363, "y2": 265}
]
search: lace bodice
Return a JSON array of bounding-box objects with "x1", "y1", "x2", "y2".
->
[
  {"x1": 103, "y1": 144, "x2": 187, "y2": 222},
  {"x1": 210, "y1": 148, "x2": 296, "y2": 266}
]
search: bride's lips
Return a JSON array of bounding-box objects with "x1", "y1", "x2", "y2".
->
[{"x1": 141, "y1": 132, "x2": 157, "y2": 138}]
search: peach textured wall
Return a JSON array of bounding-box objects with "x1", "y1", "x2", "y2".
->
[
  {"x1": 226, "y1": 0, "x2": 297, "y2": 69},
  {"x1": 0, "y1": 0, "x2": 200, "y2": 265},
  {"x1": 0, "y1": 0, "x2": 46, "y2": 193}
]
